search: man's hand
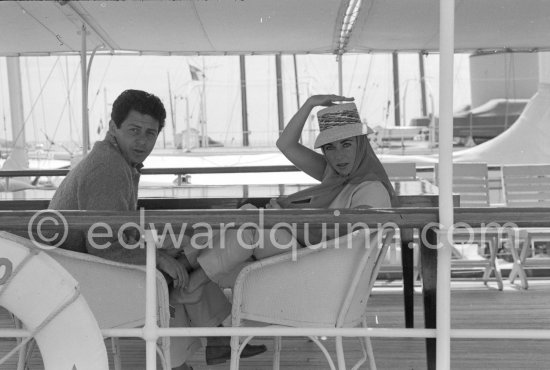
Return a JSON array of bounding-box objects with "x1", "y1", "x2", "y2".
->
[
  {"x1": 157, "y1": 251, "x2": 189, "y2": 288},
  {"x1": 159, "y1": 234, "x2": 192, "y2": 257}
]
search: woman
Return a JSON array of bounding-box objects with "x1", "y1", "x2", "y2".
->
[{"x1": 182, "y1": 94, "x2": 396, "y2": 290}]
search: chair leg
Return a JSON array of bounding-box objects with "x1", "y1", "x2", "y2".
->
[
  {"x1": 482, "y1": 240, "x2": 493, "y2": 285},
  {"x1": 351, "y1": 337, "x2": 367, "y2": 370},
  {"x1": 13, "y1": 316, "x2": 27, "y2": 370},
  {"x1": 111, "y1": 337, "x2": 122, "y2": 370},
  {"x1": 157, "y1": 341, "x2": 170, "y2": 370},
  {"x1": 508, "y1": 238, "x2": 529, "y2": 289},
  {"x1": 413, "y1": 243, "x2": 421, "y2": 283},
  {"x1": 309, "y1": 336, "x2": 337, "y2": 370},
  {"x1": 361, "y1": 318, "x2": 376, "y2": 370},
  {"x1": 486, "y1": 238, "x2": 503, "y2": 291},
  {"x1": 335, "y1": 336, "x2": 346, "y2": 370},
  {"x1": 273, "y1": 336, "x2": 281, "y2": 370},
  {"x1": 365, "y1": 336, "x2": 377, "y2": 370},
  {"x1": 230, "y1": 335, "x2": 240, "y2": 370}
]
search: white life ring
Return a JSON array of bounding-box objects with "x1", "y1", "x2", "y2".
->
[{"x1": 0, "y1": 233, "x2": 109, "y2": 370}]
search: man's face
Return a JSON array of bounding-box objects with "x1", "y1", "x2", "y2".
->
[{"x1": 109, "y1": 109, "x2": 159, "y2": 166}]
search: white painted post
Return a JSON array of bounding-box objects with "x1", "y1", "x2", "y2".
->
[
  {"x1": 6, "y1": 57, "x2": 26, "y2": 151},
  {"x1": 144, "y1": 229, "x2": 158, "y2": 370},
  {"x1": 437, "y1": 0, "x2": 455, "y2": 369}
]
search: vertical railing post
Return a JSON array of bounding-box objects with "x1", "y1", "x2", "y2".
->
[
  {"x1": 438, "y1": 0, "x2": 455, "y2": 369},
  {"x1": 144, "y1": 229, "x2": 158, "y2": 370}
]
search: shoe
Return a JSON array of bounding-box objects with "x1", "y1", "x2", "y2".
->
[{"x1": 205, "y1": 342, "x2": 267, "y2": 365}]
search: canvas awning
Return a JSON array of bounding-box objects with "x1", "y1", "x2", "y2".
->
[{"x1": 1, "y1": 0, "x2": 550, "y2": 56}]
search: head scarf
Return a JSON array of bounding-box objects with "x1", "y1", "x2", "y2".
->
[{"x1": 277, "y1": 135, "x2": 398, "y2": 208}]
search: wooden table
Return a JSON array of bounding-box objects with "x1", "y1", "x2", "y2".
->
[
  {"x1": 0, "y1": 179, "x2": 450, "y2": 370},
  {"x1": 139, "y1": 179, "x2": 450, "y2": 370}
]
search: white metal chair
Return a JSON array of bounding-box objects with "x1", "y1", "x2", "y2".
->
[
  {"x1": 229, "y1": 228, "x2": 395, "y2": 370},
  {"x1": 435, "y1": 163, "x2": 504, "y2": 289},
  {"x1": 0, "y1": 231, "x2": 200, "y2": 370},
  {"x1": 502, "y1": 164, "x2": 550, "y2": 289}
]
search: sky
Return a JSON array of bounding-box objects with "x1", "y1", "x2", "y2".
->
[{"x1": 0, "y1": 53, "x2": 472, "y2": 150}]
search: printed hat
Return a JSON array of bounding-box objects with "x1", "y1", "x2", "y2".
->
[{"x1": 314, "y1": 102, "x2": 373, "y2": 148}]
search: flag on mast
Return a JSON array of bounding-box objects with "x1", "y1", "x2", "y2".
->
[{"x1": 189, "y1": 64, "x2": 204, "y2": 81}]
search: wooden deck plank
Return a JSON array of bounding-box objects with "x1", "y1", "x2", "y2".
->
[{"x1": 1, "y1": 281, "x2": 549, "y2": 369}]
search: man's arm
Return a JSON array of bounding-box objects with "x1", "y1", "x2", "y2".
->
[{"x1": 79, "y1": 168, "x2": 146, "y2": 263}]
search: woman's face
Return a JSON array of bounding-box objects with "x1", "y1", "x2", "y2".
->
[{"x1": 322, "y1": 136, "x2": 358, "y2": 176}]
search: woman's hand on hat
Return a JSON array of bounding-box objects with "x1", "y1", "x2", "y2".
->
[{"x1": 306, "y1": 94, "x2": 354, "y2": 108}]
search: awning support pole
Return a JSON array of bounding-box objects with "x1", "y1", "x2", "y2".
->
[
  {"x1": 6, "y1": 57, "x2": 26, "y2": 151},
  {"x1": 437, "y1": 0, "x2": 455, "y2": 369}
]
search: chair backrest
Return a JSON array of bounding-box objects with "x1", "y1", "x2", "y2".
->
[
  {"x1": 337, "y1": 228, "x2": 395, "y2": 327},
  {"x1": 234, "y1": 228, "x2": 394, "y2": 328},
  {"x1": 435, "y1": 162, "x2": 490, "y2": 207},
  {"x1": 382, "y1": 162, "x2": 416, "y2": 180},
  {"x1": 502, "y1": 164, "x2": 550, "y2": 207}
]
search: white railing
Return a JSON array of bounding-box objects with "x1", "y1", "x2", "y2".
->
[{"x1": 3, "y1": 210, "x2": 550, "y2": 370}]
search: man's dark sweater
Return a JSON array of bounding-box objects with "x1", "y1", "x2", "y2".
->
[{"x1": 48, "y1": 134, "x2": 144, "y2": 264}]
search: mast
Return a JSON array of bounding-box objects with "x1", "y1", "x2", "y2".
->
[
  {"x1": 338, "y1": 54, "x2": 343, "y2": 95},
  {"x1": 103, "y1": 87, "x2": 109, "y2": 135},
  {"x1": 275, "y1": 54, "x2": 284, "y2": 135},
  {"x1": 200, "y1": 57, "x2": 207, "y2": 148},
  {"x1": 293, "y1": 54, "x2": 301, "y2": 109},
  {"x1": 80, "y1": 24, "x2": 90, "y2": 155},
  {"x1": 167, "y1": 72, "x2": 175, "y2": 149},
  {"x1": 392, "y1": 51, "x2": 401, "y2": 126},
  {"x1": 419, "y1": 52, "x2": 428, "y2": 117},
  {"x1": 239, "y1": 55, "x2": 249, "y2": 146}
]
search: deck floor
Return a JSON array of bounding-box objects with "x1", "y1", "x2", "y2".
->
[{"x1": 2, "y1": 280, "x2": 550, "y2": 370}]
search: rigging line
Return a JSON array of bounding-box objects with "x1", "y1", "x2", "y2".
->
[
  {"x1": 10, "y1": 57, "x2": 61, "y2": 148},
  {"x1": 224, "y1": 86, "x2": 240, "y2": 144},
  {"x1": 384, "y1": 54, "x2": 392, "y2": 127},
  {"x1": 358, "y1": 54, "x2": 374, "y2": 113},
  {"x1": 35, "y1": 58, "x2": 48, "y2": 143},
  {"x1": 63, "y1": 56, "x2": 74, "y2": 144},
  {"x1": 16, "y1": 2, "x2": 75, "y2": 52},
  {"x1": 51, "y1": 59, "x2": 81, "y2": 146},
  {"x1": 90, "y1": 55, "x2": 113, "y2": 111},
  {"x1": 347, "y1": 54, "x2": 360, "y2": 97},
  {"x1": 24, "y1": 58, "x2": 38, "y2": 143},
  {"x1": 190, "y1": 2, "x2": 216, "y2": 51}
]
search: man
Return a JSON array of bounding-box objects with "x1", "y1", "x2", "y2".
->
[{"x1": 49, "y1": 89, "x2": 265, "y2": 368}]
